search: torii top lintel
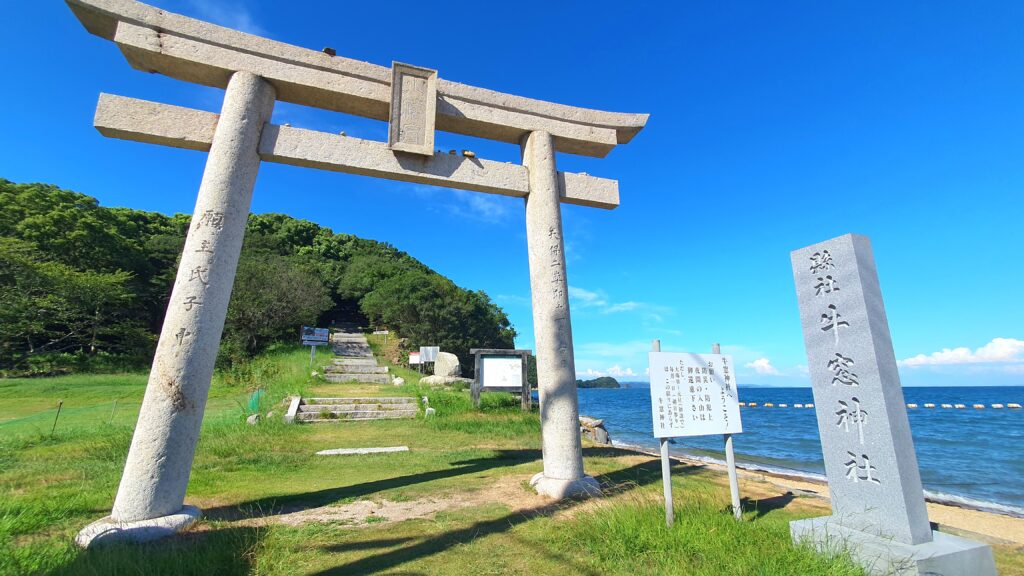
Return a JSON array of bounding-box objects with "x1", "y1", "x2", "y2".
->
[{"x1": 67, "y1": 0, "x2": 648, "y2": 158}]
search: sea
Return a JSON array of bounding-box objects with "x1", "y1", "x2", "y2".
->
[{"x1": 576, "y1": 385, "x2": 1024, "y2": 517}]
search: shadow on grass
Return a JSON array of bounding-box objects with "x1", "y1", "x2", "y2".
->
[
  {"x1": 51, "y1": 526, "x2": 261, "y2": 576},
  {"x1": 740, "y1": 491, "x2": 797, "y2": 520},
  {"x1": 204, "y1": 449, "x2": 543, "y2": 521},
  {"x1": 311, "y1": 458, "x2": 703, "y2": 575}
]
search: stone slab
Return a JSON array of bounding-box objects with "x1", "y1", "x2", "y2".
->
[
  {"x1": 316, "y1": 446, "x2": 409, "y2": 456},
  {"x1": 283, "y1": 396, "x2": 301, "y2": 424},
  {"x1": 76, "y1": 505, "x2": 201, "y2": 548},
  {"x1": 93, "y1": 94, "x2": 621, "y2": 209},
  {"x1": 388, "y1": 62, "x2": 437, "y2": 156},
  {"x1": 69, "y1": 0, "x2": 647, "y2": 157},
  {"x1": 791, "y1": 234, "x2": 931, "y2": 545},
  {"x1": 791, "y1": 517, "x2": 996, "y2": 576}
]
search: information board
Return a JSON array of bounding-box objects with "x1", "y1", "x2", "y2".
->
[
  {"x1": 300, "y1": 326, "x2": 329, "y2": 343},
  {"x1": 481, "y1": 356, "x2": 523, "y2": 388},
  {"x1": 409, "y1": 352, "x2": 421, "y2": 365},
  {"x1": 649, "y1": 352, "x2": 742, "y2": 438}
]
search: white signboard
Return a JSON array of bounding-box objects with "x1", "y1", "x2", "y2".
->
[
  {"x1": 649, "y1": 352, "x2": 742, "y2": 438},
  {"x1": 481, "y1": 356, "x2": 523, "y2": 388},
  {"x1": 419, "y1": 346, "x2": 440, "y2": 363},
  {"x1": 409, "y1": 352, "x2": 421, "y2": 365}
]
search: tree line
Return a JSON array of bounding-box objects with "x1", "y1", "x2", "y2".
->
[{"x1": 0, "y1": 179, "x2": 515, "y2": 376}]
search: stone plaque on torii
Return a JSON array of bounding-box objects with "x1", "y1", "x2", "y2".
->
[
  {"x1": 66, "y1": 0, "x2": 647, "y2": 546},
  {"x1": 790, "y1": 234, "x2": 995, "y2": 575}
]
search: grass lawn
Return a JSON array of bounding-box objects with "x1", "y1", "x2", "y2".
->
[{"x1": 1, "y1": 343, "x2": 1017, "y2": 575}]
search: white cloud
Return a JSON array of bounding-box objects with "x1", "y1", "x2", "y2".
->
[
  {"x1": 568, "y1": 286, "x2": 607, "y2": 308},
  {"x1": 495, "y1": 294, "x2": 531, "y2": 306},
  {"x1": 568, "y1": 285, "x2": 669, "y2": 319},
  {"x1": 453, "y1": 190, "x2": 512, "y2": 222},
  {"x1": 746, "y1": 357, "x2": 781, "y2": 376},
  {"x1": 605, "y1": 301, "x2": 640, "y2": 313},
  {"x1": 899, "y1": 338, "x2": 1024, "y2": 367},
  {"x1": 406, "y1": 185, "x2": 515, "y2": 224},
  {"x1": 579, "y1": 365, "x2": 637, "y2": 378},
  {"x1": 184, "y1": 0, "x2": 267, "y2": 36}
]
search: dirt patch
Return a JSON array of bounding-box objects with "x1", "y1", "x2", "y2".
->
[{"x1": 221, "y1": 474, "x2": 546, "y2": 530}]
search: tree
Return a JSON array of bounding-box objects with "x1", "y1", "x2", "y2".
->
[
  {"x1": 0, "y1": 237, "x2": 144, "y2": 374},
  {"x1": 221, "y1": 250, "x2": 333, "y2": 360}
]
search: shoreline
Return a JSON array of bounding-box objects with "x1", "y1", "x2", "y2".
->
[{"x1": 606, "y1": 439, "x2": 1024, "y2": 546}]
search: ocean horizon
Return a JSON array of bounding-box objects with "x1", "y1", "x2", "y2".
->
[{"x1": 577, "y1": 385, "x2": 1024, "y2": 516}]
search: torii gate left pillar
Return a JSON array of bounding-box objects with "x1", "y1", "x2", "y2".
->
[
  {"x1": 67, "y1": 0, "x2": 646, "y2": 547},
  {"x1": 77, "y1": 71, "x2": 275, "y2": 546}
]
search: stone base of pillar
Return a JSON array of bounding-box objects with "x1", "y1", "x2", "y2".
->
[
  {"x1": 75, "y1": 505, "x2": 201, "y2": 548},
  {"x1": 530, "y1": 472, "x2": 602, "y2": 499},
  {"x1": 791, "y1": 516, "x2": 996, "y2": 575}
]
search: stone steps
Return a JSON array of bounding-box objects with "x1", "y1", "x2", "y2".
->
[
  {"x1": 296, "y1": 410, "x2": 416, "y2": 422},
  {"x1": 333, "y1": 351, "x2": 373, "y2": 359},
  {"x1": 299, "y1": 403, "x2": 412, "y2": 412},
  {"x1": 323, "y1": 330, "x2": 389, "y2": 384},
  {"x1": 323, "y1": 365, "x2": 388, "y2": 374},
  {"x1": 297, "y1": 396, "x2": 417, "y2": 423},
  {"x1": 331, "y1": 358, "x2": 378, "y2": 365},
  {"x1": 306, "y1": 397, "x2": 415, "y2": 404},
  {"x1": 324, "y1": 373, "x2": 390, "y2": 384}
]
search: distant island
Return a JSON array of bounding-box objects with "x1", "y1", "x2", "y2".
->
[{"x1": 576, "y1": 376, "x2": 620, "y2": 389}]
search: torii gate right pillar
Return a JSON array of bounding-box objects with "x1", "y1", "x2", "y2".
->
[{"x1": 522, "y1": 131, "x2": 601, "y2": 499}]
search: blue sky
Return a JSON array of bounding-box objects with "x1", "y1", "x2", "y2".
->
[{"x1": 2, "y1": 1, "x2": 1022, "y2": 386}]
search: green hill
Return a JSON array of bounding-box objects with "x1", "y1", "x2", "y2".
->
[
  {"x1": 0, "y1": 178, "x2": 514, "y2": 376},
  {"x1": 576, "y1": 376, "x2": 620, "y2": 389}
]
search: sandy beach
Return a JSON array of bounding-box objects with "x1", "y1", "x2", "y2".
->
[{"x1": 617, "y1": 443, "x2": 1024, "y2": 547}]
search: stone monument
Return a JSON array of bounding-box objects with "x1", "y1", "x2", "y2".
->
[
  {"x1": 66, "y1": 0, "x2": 645, "y2": 545},
  {"x1": 790, "y1": 234, "x2": 995, "y2": 575}
]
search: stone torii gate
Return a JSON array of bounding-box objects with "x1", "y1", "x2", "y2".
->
[{"x1": 67, "y1": 0, "x2": 647, "y2": 546}]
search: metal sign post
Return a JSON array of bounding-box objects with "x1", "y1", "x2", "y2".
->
[
  {"x1": 713, "y1": 342, "x2": 743, "y2": 521},
  {"x1": 300, "y1": 326, "x2": 330, "y2": 371},
  {"x1": 653, "y1": 339, "x2": 674, "y2": 527}
]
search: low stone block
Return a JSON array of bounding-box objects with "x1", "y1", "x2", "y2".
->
[
  {"x1": 316, "y1": 446, "x2": 409, "y2": 456},
  {"x1": 791, "y1": 516, "x2": 996, "y2": 575},
  {"x1": 420, "y1": 375, "x2": 472, "y2": 386}
]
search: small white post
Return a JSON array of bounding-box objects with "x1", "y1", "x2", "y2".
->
[
  {"x1": 309, "y1": 344, "x2": 316, "y2": 370},
  {"x1": 713, "y1": 342, "x2": 742, "y2": 521},
  {"x1": 654, "y1": 339, "x2": 674, "y2": 527}
]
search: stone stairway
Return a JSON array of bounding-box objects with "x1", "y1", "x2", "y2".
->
[
  {"x1": 295, "y1": 397, "x2": 418, "y2": 422},
  {"x1": 322, "y1": 329, "x2": 390, "y2": 384}
]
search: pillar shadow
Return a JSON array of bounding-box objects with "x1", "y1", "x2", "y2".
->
[
  {"x1": 310, "y1": 458, "x2": 702, "y2": 575},
  {"x1": 203, "y1": 449, "x2": 541, "y2": 521}
]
